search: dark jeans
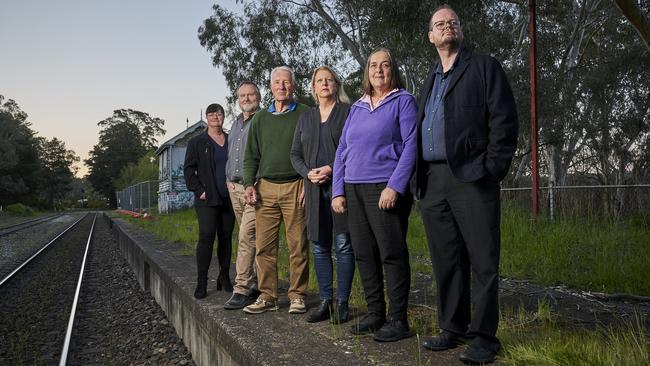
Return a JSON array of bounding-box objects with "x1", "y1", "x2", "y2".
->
[
  {"x1": 419, "y1": 162, "x2": 501, "y2": 351},
  {"x1": 312, "y1": 232, "x2": 355, "y2": 301},
  {"x1": 345, "y1": 183, "x2": 412, "y2": 321},
  {"x1": 312, "y1": 185, "x2": 355, "y2": 301},
  {"x1": 195, "y1": 200, "x2": 235, "y2": 281}
]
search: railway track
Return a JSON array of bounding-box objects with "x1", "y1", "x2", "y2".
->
[
  {"x1": 0, "y1": 213, "x2": 63, "y2": 236},
  {"x1": 0, "y1": 213, "x2": 96, "y2": 364},
  {"x1": 0, "y1": 213, "x2": 194, "y2": 365}
]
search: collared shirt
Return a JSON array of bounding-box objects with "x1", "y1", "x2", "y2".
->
[
  {"x1": 225, "y1": 110, "x2": 258, "y2": 182},
  {"x1": 268, "y1": 99, "x2": 298, "y2": 115},
  {"x1": 421, "y1": 60, "x2": 457, "y2": 161},
  {"x1": 359, "y1": 88, "x2": 400, "y2": 111}
]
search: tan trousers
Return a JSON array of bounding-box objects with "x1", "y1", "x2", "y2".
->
[
  {"x1": 228, "y1": 182, "x2": 258, "y2": 296},
  {"x1": 255, "y1": 179, "x2": 309, "y2": 301}
]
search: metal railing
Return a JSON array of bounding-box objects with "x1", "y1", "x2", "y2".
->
[
  {"x1": 115, "y1": 180, "x2": 158, "y2": 213},
  {"x1": 501, "y1": 184, "x2": 650, "y2": 220}
]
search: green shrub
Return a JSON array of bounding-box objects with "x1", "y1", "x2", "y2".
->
[{"x1": 4, "y1": 203, "x2": 35, "y2": 216}]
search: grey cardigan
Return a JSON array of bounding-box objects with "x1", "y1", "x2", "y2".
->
[{"x1": 290, "y1": 103, "x2": 350, "y2": 242}]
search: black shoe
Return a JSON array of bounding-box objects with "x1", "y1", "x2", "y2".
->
[
  {"x1": 373, "y1": 319, "x2": 415, "y2": 342},
  {"x1": 331, "y1": 300, "x2": 350, "y2": 324},
  {"x1": 224, "y1": 293, "x2": 256, "y2": 310},
  {"x1": 422, "y1": 331, "x2": 466, "y2": 351},
  {"x1": 217, "y1": 274, "x2": 233, "y2": 292},
  {"x1": 459, "y1": 343, "x2": 497, "y2": 364},
  {"x1": 249, "y1": 285, "x2": 261, "y2": 299},
  {"x1": 194, "y1": 282, "x2": 207, "y2": 299},
  {"x1": 307, "y1": 299, "x2": 332, "y2": 323},
  {"x1": 350, "y1": 313, "x2": 385, "y2": 335}
]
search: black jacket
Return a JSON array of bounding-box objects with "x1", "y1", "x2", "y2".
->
[
  {"x1": 290, "y1": 103, "x2": 350, "y2": 241},
  {"x1": 184, "y1": 131, "x2": 228, "y2": 206},
  {"x1": 414, "y1": 47, "x2": 518, "y2": 196}
]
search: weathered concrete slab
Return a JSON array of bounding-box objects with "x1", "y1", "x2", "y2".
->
[{"x1": 105, "y1": 214, "x2": 464, "y2": 365}]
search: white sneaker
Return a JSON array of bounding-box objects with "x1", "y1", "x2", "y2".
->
[
  {"x1": 243, "y1": 298, "x2": 278, "y2": 314},
  {"x1": 288, "y1": 298, "x2": 307, "y2": 314}
]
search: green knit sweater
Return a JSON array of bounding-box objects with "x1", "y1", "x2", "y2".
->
[{"x1": 243, "y1": 103, "x2": 310, "y2": 187}]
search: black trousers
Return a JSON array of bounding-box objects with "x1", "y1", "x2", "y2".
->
[
  {"x1": 195, "y1": 200, "x2": 235, "y2": 281},
  {"x1": 346, "y1": 183, "x2": 412, "y2": 321},
  {"x1": 419, "y1": 162, "x2": 501, "y2": 351}
]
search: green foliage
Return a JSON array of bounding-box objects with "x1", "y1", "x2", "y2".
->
[
  {"x1": 199, "y1": 1, "x2": 650, "y2": 189},
  {"x1": 120, "y1": 208, "x2": 198, "y2": 255},
  {"x1": 37, "y1": 137, "x2": 79, "y2": 209},
  {"x1": 198, "y1": 1, "x2": 482, "y2": 104},
  {"x1": 0, "y1": 96, "x2": 41, "y2": 205},
  {"x1": 500, "y1": 203, "x2": 650, "y2": 295},
  {"x1": 85, "y1": 109, "x2": 165, "y2": 208},
  {"x1": 114, "y1": 152, "x2": 159, "y2": 190},
  {"x1": 4, "y1": 203, "x2": 35, "y2": 216},
  {"x1": 500, "y1": 309, "x2": 649, "y2": 366}
]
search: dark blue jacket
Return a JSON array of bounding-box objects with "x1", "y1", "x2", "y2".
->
[{"x1": 414, "y1": 47, "x2": 518, "y2": 196}]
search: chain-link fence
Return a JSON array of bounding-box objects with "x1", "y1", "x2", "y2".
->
[
  {"x1": 501, "y1": 184, "x2": 650, "y2": 221},
  {"x1": 116, "y1": 180, "x2": 158, "y2": 213}
]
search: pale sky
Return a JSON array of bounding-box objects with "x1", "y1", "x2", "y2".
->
[{"x1": 0, "y1": 0, "x2": 241, "y2": 176}]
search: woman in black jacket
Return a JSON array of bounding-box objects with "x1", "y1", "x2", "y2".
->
[
  {"x1": 290, "y1": 66, "x2": 354, "y2": 323},
  {"x1": 184, "y1": 103, "x2": 235, "y2": 299}
]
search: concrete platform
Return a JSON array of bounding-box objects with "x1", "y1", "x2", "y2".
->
[{"x1": 105, "y1": 214, "x2": 464, "y2": 366}]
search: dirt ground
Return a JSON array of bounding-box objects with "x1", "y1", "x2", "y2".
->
[{"x1": 408, "y1": 270, "x2": 650, "y2": 334}]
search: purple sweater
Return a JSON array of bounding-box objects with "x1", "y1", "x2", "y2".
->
[{"x1": 333, "y1": 89, "x2": 417, "y2": 197}]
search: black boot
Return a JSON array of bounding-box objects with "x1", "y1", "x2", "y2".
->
[
  {"x1": 350, "y1": 313, "x2": 385, "y2": 335},
  {"x1": 217, "y1": 271, "x2": 233, "y2": 292},
  {"x1": 307, "y1": 299, "x2": 332, "y2": 323},
  {"x1": 331, "y1": 300, "x2": 350, "y2": 324},
  {"x1": 194, "y1": 278, "x2": 207, "y2": 299}
]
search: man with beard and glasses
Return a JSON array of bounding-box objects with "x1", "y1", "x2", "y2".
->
[
  {"x1": 223, "y1": 81, "x2": 263, "y2": 309},
  {"x1": 414, "y1": 4, "x2": 518, "y2": 364}
]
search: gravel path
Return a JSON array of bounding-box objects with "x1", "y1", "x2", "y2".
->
[{"x1": 66, "y1": 214, "x2": 194, "y2": 365}]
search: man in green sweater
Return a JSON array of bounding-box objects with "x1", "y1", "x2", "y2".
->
[{"x1": 242, "y1": 66, "x2": 311, "y2": 314}]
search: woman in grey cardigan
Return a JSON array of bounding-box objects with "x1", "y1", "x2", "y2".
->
[{"x1": 290, "y1": 66, "x2": 354, "y2": 323}]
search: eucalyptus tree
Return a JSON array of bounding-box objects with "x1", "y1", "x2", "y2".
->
[
  {"x1": 198, "y1": 0, "x2": 649, "y2": 191},
  {"x1": 198, "y1": 0, "x2": 510, "y2": 103}
]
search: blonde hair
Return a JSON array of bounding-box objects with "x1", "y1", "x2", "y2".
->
[{"x1": 310, "y1": 66, "x2": 350, "y2": 104}]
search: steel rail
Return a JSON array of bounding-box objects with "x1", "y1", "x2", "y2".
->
[
  {"x1": 59, "y1": 214, "x2": 97, "y2": 366},
  {"x1": 0, "y1": 213, "x2": 63, "y2": 236},
  {"x1": 0, "y1": 213, "x2": 87, "y2": 288}
]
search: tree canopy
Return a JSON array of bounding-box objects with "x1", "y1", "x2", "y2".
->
[
  {"x1": 38, "y1": 137, "x2": 79, "y2": 209},
  {"x1": 85, "y1": 109, "x2": 165, "y2": 208},
  {"x1": 199, "y1": 0, "x2": 650, "y2": 189},
  {"x1": 0, "y1": 96, "x2": 81, "y2": 209},
  {"x1": 0, "y1": 96, "x2": 42, "y2": 206}
]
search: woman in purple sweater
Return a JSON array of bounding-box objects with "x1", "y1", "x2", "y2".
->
[{"x1": 332, "y1": 48, "x2": 417, "y2": 342}]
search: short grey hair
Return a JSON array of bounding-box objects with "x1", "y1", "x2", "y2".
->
[
  {"x1": 270, "y1": 66, "x2": 296, "y2": 86},
  {"x1": 236, "y1": 81, "x2": 261, "y2": 100}
]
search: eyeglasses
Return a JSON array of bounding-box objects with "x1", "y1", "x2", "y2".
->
[
  {"x1": 206, "y1": 112, "x2": 224, "y2": 118},
  {"x1": 432, "y1": 20, "x2": 460, "y2": 30}
]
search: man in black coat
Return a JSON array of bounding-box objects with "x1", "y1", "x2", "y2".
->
[{"x1": 415, "y1": 5, "x2": 518, "y2": 364}]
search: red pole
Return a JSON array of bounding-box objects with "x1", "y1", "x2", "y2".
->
[{"x1": 529, "y1": 0, "x2": 540, "y2": 217}]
